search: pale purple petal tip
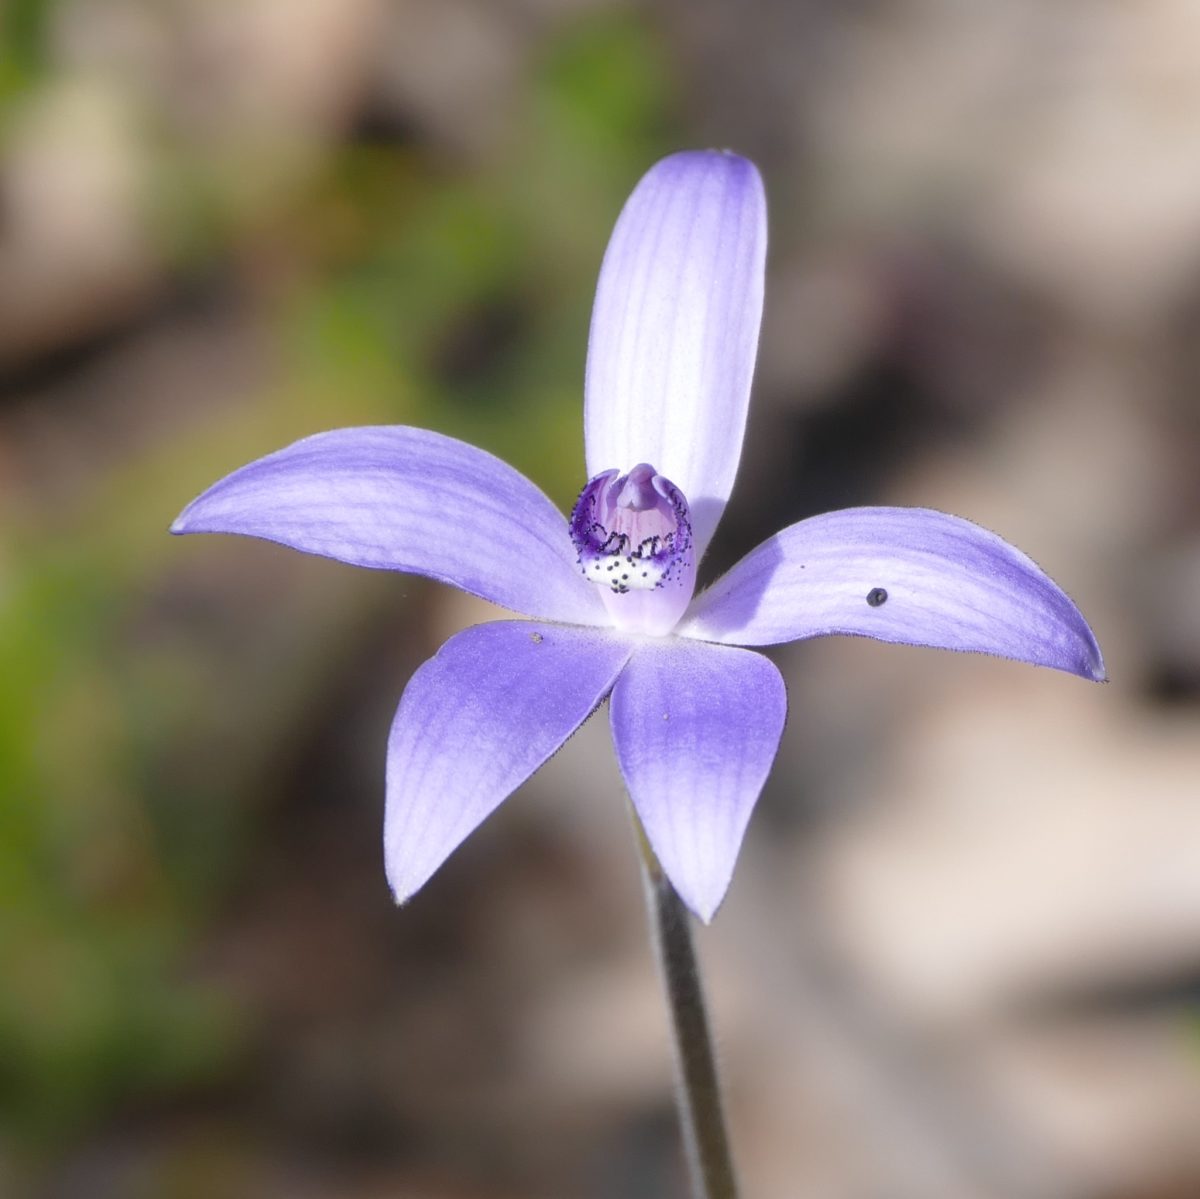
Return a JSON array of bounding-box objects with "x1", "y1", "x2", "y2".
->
[
  {"x1": 172, "y1": 426, "x2": 607, "y2": 626},
  {"x1": 584, "y1": 150, "x2": 767, "y2": 560},
  {"x1": 611, "y1": 639, "x2": 787, "y2": 922},
  {"x1": 386, "y1": 621, "x2": 632, "y2": 905},
  {"x1": 678, "y1": 507, "x2": 1105, "y2": 682}
]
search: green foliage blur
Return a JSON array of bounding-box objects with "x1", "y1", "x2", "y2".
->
[{"x1": 0, "y1": 5, "x2": 671, "y2": 1159}]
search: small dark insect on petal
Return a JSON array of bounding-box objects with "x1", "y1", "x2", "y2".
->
[{"x1": 866, "y1": 587, "x2": 888, "y2": 607}]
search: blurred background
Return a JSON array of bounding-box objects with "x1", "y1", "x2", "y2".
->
[{"x1": 2, "y1": 1, "x2": 1199, "y2": 1196}]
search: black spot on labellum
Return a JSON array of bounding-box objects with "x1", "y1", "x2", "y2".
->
[{"x1": 866, "y1": 587, "x2": 888, "y2": 607}]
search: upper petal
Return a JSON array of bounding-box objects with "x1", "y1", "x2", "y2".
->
[
  {"x1": 610, "y1": 638, "x2": 787, "y2": 922},
  {"x1": 172, "y1": 426, "x2": 607, "y2": 625},
  {"x1": 386, "y1": 620, "x2": 633, "y2": 904},
  {"x1": 584, "y1": 151, "x2": 767, "y2": 560},
  {"x1": 677, "y1": 507, "x2": 1106, "y2": 681}
]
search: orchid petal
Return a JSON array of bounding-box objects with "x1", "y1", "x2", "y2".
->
[
  {"x1": 610, "y1": 639, "x2": 786, "y2": 922},
  {"x1": 677, "y1": 507, "x2": 1105, "y2": 680},
  {"x1": 584, "y1": 150, "x2": 767, "y2": 559},
  {"x1": 172, "y1": 427, "x2": 606, "y2": 625},
  {"x1": 385, "y1": 620, "x2": 632, "y2": 904}
]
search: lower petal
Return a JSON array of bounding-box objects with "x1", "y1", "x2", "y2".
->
[
  {"x1": 386, "y1": 621, "x2": 632, "y2": 904},
  {"x1": 677, "y1": 507, "x2": 1105, "y2": 681},
  {"x1": 610, "y1": 638, "x2": 787, "y2": 922}
]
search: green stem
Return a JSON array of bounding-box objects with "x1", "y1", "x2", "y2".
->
[{"x1": 635, "y1": 821, "x2": 739, "y2": 1199}]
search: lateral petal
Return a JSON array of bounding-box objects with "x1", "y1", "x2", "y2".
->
[
  {"x1": 385, "y1": 620, "x2": 632, "y2": 904},
  {"x1": 610, "y1": 638, "x2": 787, "y2": 922},
  {"x1": 172, "y1": 426, "x2": 607, "y2": 625},
  {"x1": 584, "y1": 151, "x2": 767, "y2": 560},
  {"x1": 678, "y1": 507, "x2": 1105, "y2": 680}
]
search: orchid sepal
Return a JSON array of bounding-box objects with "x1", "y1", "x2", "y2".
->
[{"x1": 677, "y1": 506, "x2": 1105, "y2": 682}]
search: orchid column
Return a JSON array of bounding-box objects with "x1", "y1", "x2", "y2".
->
[{"x1": 172, "y1": 151, "x2": 1103, "y2": 1199}]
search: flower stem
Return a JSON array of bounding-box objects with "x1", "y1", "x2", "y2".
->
[{"x1": 634, "y1": 820, "x2": 739, "y2": 1199}]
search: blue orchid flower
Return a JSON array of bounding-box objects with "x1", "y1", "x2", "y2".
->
[{"x1": 173, "y1": 151, "x2": 1104, "y2": 921}]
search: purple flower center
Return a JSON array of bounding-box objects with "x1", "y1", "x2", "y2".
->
[
  {"x1": 570, "y1": 464, "x2": 697, "y2": 635},
  {"x1": 571, "y1": 464, "x2": 692, "y2": 592}
]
